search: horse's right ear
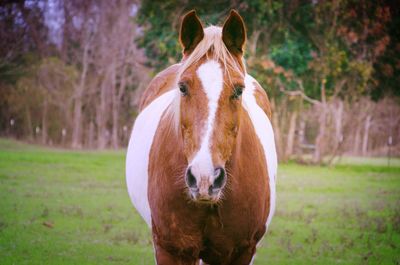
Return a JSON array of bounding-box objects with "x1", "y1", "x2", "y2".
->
[{"x1": 179, "y1": 10, "x2": 204, "y2": 55}]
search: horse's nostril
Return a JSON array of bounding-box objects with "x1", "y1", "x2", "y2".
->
[
  {"x1": 212, "y1": 167, "x2": 226, "y2": 189},
  {"x1": 185, "y1": 167, "x2": 197, "y2": 188}
]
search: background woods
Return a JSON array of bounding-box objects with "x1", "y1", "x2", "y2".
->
[
  {"x1": 1, "y1": 0, "x2": 147, "y2": 149},
  {"x1": 0, "y1": 0, "x2": 399, "y2": 162}
]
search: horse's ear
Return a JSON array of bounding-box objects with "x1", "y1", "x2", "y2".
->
[
  {"x1": 222, "y1": 10, "x2": 246, "y2": 55},
  {"x1": 179, "y1": 10, "x2": 204, "y2": 55}
]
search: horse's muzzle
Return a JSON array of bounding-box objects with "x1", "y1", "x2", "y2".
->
[{"x1": 185, "y1": 166, "x2": 226, "y2": 203}]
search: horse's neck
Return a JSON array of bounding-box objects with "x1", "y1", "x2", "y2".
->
[
  {"x1": 227, "y1": 104, "x2": 265, "y2": 173},
  {"x1": 139, "y1": 64, "x2": 180, "y2": 111},
  {"x1": 227, "y1": 108, "x2": 259, "y2": 174}
]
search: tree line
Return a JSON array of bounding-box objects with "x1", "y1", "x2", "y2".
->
[
  {"x1": 1, "y1": 0, "x2": 147, "y2": 149},
  {"x1": 1, "y1": 0, "x2": 399, "y2": 163}
]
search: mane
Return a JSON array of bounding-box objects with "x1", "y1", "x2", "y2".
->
[{"x1": 168, "y1": 25, "x2": 247, "y2": 133}]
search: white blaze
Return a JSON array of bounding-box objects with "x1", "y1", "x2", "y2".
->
[{"x1": 189, "y1": 60, "x2": 224, "y2": 181}]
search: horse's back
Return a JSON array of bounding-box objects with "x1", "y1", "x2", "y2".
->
[{"x1": 250, "y1": 78, "x2": 272, "y2": 120}]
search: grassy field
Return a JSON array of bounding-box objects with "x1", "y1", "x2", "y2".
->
[{"x1": 0, "y1": 138, "x2": 399, "y2": 265}]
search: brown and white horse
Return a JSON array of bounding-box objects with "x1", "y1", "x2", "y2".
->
[{"x1": 126, "y1": 10, "x2": 277, "y2": 265}]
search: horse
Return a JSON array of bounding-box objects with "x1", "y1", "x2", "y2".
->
[{"x1": 126, "y1": 10, "x2": 277, "y2": 265}]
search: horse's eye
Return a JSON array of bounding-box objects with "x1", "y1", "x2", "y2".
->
[
  {"x1": 231, "y1": 85, "x2": 244, "y2": 100},
  {"x1": 179, "y1": 82, "x2": 188, "y2": 96}
]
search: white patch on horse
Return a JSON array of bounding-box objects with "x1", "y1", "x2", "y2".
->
[
  {"x1": 242, "y1": 74, "x2": 278, "y2": 229},
  {"x1": 126, "y1": 90, "x2": 176, "y2": 226},
  {"x1": 189, "y1": 60, "x2": 223, "y2": 180}
]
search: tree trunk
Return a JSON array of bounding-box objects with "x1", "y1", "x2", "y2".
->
[
  {"x1": 285, "y1": 110, "x2": 297, "y2": 160},
  {"x1": 353, "y1": 125, "x2": 361, "y2": 155},
  {"x1": 25, "y1": 106, "x2": 33, "y2": 141},
  {"x1": 88, "y1": 121, "x2": 95, "y2": 149},
  {"x1": 97, "y1": 77, "x2": 108, "y2": 149},
  {"x1": 111, "y1": 64, "x2": 119, "y2": 149},
  {"x1": 271, "y1": 99, "x2": 283, "y2": 159},
  {"x1": 313, "y1": 80, "x2": 327, "y2": 163},
  {"x1": 334, "y1": 100, "x2": 343, "y2": 145},
  {"x1": 71, "y1": 97, "x2": 83, "y2": 148},
  {"x1": 313, "y1": 106, "x2": 327, "y2": 163},
  {"x1": 111, "y1": 100, "x2": 119, "y2": 149},
  {"x1": 248, "y1": 30, "x2": 261, "y2": 57},
  {"x1": 296, "y1": 118, "x2": 306, "y2": 156},
  {"x1": 41, "y1": 98, "x2": 48, "y2": 144},
  {"x1": 362, "y1": 115, "x2": 371, "y2": 155},
  {"x1": 71, "y1": 40, "x2": 90, "y2": 149}
]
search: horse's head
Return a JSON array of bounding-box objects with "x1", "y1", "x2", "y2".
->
[{"x1": 176, "y1": 10, "x2": 246, "y2": 203}]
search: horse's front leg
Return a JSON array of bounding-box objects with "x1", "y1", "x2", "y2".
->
[{"x1": 153, "y1": 242, "x2": 199, "y2": 265}]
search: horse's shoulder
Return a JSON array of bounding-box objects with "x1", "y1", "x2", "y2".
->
[
  {"x1": 139, "y1": 64, "x2": 180, "y2": 111},
  {"x1": 249, "y1": 77, "x2": 272, "y2": 120}
]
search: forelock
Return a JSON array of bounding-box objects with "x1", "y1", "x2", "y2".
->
[{"x1": 178, "y1": 26, "x2": 246, "y2": 84}]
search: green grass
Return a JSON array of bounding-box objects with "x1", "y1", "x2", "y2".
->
[{"x1": 0, "y1": 138, "x2": 399, "y2": 264}]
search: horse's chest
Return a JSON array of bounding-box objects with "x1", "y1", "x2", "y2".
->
[
  {"x1": 198, "y1": 205, "x2": 266, "y2": 262},
  {"x1": 204, "y1": 198, "x2": 267, "y2": 238},
  {"x1": 151, "y1": 197, "x2": 266, "y2": 258}
]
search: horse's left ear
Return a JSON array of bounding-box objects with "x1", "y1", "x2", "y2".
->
[
  {"x1": 222, "y1": 10, "x2": 246, "y2": 55},
  {"x1": 179, "y1": 10, "x2": 204, "y2": 55}
]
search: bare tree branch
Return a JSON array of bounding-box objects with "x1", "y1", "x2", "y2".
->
[{"x1": 277, "y1": 78, "x2": 321, "y2": 105}]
